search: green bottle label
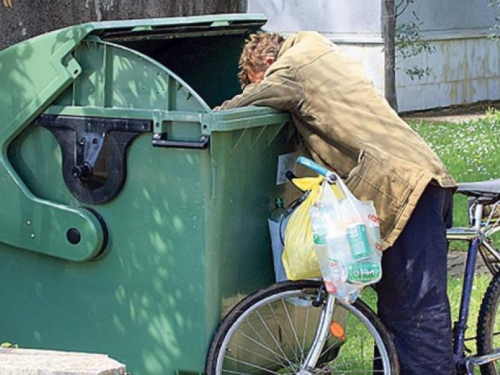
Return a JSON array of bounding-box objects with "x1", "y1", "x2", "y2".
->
[
  {"x1": 313, "y1": 233, "x2": 327, "y2": 245},
  {"x1": 347, "y1": 262, "x2": 381, "y2": 284},
  {"x1": 346, "y1": 224, "x2": 371, "y2": 260}
]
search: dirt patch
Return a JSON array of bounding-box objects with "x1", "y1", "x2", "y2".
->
[
  {"x1": 448, "y1": 250, "x2": 490, "y2": 277},
  {"x1": 402, "y1": 100, "x2": 500, "y2": 124}
]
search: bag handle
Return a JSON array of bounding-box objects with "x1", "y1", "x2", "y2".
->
[{"x1": 296, "y1": 156, "x2": 337, "y2": 183}]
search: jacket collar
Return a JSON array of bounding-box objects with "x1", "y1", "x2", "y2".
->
[{"x1": 278, "y1": 34, "x2": 298, "y2": 59}]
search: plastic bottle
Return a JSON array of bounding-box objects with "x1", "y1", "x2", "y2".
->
[
  {"x1": 326, "y1": 235, "x2": 349, "y2": 280},
  {"x1": 270, "y1": 197, "x2": 286, "y2": 222},
  {"x1": 311, "y1": 207, "x2": 348, "y2": 297},
  {"x1": 337, "y1": 199, "x2": 371, "y2": 262},
  {"x1": 346, "y1": 223, "x2": 372, "y2": 261},
  {"x1": 311, "y1": 202, "x2": 366, "y2": 302},
  {"x1": 311, "y1": 209, "x2": 329, "y2": 269}
]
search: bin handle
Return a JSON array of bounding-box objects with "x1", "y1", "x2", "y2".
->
[{"x1": 152, "y1": 134, "x2": 210, "y2": 149}]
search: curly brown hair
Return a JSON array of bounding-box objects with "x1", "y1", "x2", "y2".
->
[{"x1": 237, "y1": 32, "x2": 285, "y2": 89}]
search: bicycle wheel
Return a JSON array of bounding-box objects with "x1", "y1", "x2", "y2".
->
[
  {"x1": 477, "y1": 272, "x2": 500, "y2": 374},
  {"x1": 205, "y1": 280, "x2": 399, "y2": 374}
]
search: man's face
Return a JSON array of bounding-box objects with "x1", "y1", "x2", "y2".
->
[
  {"x1": 247, "y1": 68, "x2": 266, "y2": 85},
  {"x1": 246, "y1": 56, "x2": 275, "y2": 85}
]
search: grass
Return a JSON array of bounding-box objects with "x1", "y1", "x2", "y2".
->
[
  {"x1": 448, "y1": 273, "x2": 491, "y2": 355},
  {"x1": 413, "y1": 110, "x2": 500, "y2": 351},
  {"x1": 359, "y1": 275, "x2": 492, "y2": 356},
  {"x1": 411, "y1": 110, "x2": 500, "y2": 356},
  {"x1": 408, "y1": 109, "x2": 500, "y2": 228}
]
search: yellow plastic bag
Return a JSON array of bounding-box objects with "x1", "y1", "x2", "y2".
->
[{"x1": 282, "y1": 176, "x2": 341, "y2": 280}]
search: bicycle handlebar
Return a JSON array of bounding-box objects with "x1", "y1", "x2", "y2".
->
[{"x1": 296, "y1": 156, "x2": 337, "y2": 182}]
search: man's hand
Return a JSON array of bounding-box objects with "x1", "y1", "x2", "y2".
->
[{"x1": 2, "y1": 0, "x2": 13, "y2": 8}]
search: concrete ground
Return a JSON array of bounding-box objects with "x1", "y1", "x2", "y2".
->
[{"x1": 0, "y1": 348, "x2": 126, "y2": 375}]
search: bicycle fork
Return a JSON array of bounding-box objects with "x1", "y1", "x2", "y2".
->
[{"x1": 298, "y1": 292, "x2": 336, "y2": 375}]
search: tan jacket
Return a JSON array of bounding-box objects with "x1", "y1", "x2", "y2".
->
[{"x1": 220, "y1": 31, "x2": 456, "y2": 249}]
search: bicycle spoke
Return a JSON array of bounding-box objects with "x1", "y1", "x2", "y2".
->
[
  {"x1": 254, "y1": 308, "x2": 298, "y2": 368},
  {"x1": 223, "y1": 339, "x2": 287, "y2": 370},
  {"x1": 280, "y1": 297, "x2": 308, "y2": 361},
  {"x1": 234, "y1": 321, "x2": 291, "y2": 369},
  {"x1": 266, "y1": 299, "x2": 303, "y2": 363},
  {"x1": 301, "y1": 299, "x2": 311, "y2": 364}
]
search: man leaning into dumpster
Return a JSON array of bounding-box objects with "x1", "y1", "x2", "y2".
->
[{"x1": 217, "y1": 32, "x2": 457, "y2": 375}]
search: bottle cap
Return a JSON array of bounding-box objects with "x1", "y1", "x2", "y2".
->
[{"x1": 275, "y1": 197, "x2": 284, "y2": 207}]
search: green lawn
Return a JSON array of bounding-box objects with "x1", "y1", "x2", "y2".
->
[
  {"x1": 360, "y1": 274, "x2": 492, "y2": 357},
  {"x1": 410, "y1": 110, "x2": 500, "y2": 354},
  {"x1": 408, "y1": 110, "x2": 500, "y2": 228}
]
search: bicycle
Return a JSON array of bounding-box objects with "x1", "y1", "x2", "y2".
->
[
  {"x1": 445, "y1": 178, "x2": 500, "y2": 374},
  {"x1": 205, "y1": 158, "x2": 500, "y2": 375},
  {"x1": 205, "y1": 156, "x2": 399, "y2": 375}
]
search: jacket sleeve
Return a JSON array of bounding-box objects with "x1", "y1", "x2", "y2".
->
[{"x1": 218, "y1": 64, "x2": 304, "y2": 111}]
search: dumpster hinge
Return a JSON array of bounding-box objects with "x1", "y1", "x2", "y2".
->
[{"x1": 33, "y1": 114, "x2": 152, "y2": 205}]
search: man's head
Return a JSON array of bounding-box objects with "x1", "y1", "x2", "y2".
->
[{"x1": 237, "y1": 32, "x2": 285, "y2": 89}]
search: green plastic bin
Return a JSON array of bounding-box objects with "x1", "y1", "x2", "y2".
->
[{"x1": 0, "y1": 14, "x2": 295, "y2": 375}]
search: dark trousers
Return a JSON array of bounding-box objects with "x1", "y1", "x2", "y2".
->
[{"x1": 376, "y1": 185, "x2": 455, "y2": 375}]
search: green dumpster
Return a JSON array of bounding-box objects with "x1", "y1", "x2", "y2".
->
[{"x1": 0, "y1": 14, "x2": 294, "y2": 375}]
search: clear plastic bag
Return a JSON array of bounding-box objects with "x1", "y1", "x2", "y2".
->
[{"x1": 309, "y1": 177, "x2": 382, "y2": 303}]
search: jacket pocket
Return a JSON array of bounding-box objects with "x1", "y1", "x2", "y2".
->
[{"x1": 345, "y1": 152, "x2": 412, "y2": 237}]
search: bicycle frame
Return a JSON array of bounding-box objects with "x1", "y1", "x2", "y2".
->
[{"x1": 448, "y1": 197, "x2": 500, "y2": 373}]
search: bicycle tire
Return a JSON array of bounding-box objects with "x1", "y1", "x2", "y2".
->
[
  {"x1": 205, "y1": 280, "x2": 399, "y2": 374},
  {"x1": 477, "y1": 272, "x2": 500, "y2": 374}
]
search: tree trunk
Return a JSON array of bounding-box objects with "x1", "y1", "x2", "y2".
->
[{"x1": 383, "y1": 0, "x2": 398, "y2": 111}]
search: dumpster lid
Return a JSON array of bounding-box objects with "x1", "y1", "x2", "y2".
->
[
  {"x1": 92, "y1": 13, "x2": 268, "y2": 43},
  {"x1": 0, "y1": 13, "x2": 267, "y2": 145}
]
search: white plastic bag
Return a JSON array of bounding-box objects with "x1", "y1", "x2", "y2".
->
[
  {"x1": 309, "y1": 177, "x2": 382, "y2": 303},
  {"x1": 268, "y1": 214, "x2": 290, "y2": 282}
]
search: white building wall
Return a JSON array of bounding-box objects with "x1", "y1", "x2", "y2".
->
[
  {"x1": 397, "y1": 35, "x2": 500, "y2": 111},
  {"x1": 248, "y1": 0, "x2": 500, "y2": 112},
  {"x1": 247, "y1": 0, "x2": 385, "y2": 97},
  {"x1": 248, "y1": 0, "x2": 381, "y2": 35},
  {"x1": 397, "y1": 0, "x2": 494, "y2": 32}
]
